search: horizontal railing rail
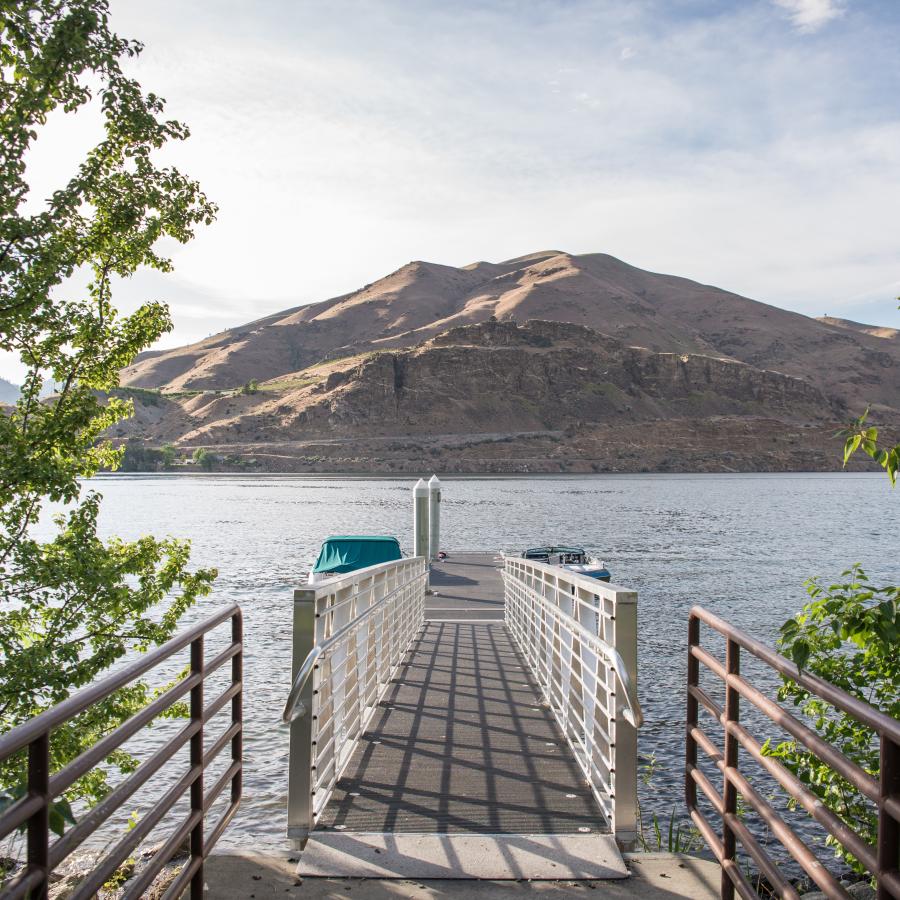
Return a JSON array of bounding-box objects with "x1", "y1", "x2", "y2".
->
[
  {"x1": 686, "y1": 604, "x2": 900, "y2": 900},
  {"x1": 282, "y1": 576, "x2": 424, "y2": 724},
  {"x1": 502, "y1": 574, "x2": 643, "y2": 728},
  {"x1": 286, "y1": 557, "x2": 427, "y2": 847},
  {"x1": 502, "y1": 555, "x2": 641, "y2": 846},
  {"x1": 0, "y1": 604, "x2": 243, "y2": 900}
]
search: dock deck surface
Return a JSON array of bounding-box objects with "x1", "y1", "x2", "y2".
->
[
  {"x1": 205, "y1": 852, "x2": 721, "y2": 898},
  {"x1": 315, "y1": 553, "x2": 605, "y2": 835}
]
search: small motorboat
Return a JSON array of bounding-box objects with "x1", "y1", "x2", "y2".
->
[
  {"x1": 520, "y1": 545, "x2": 611, "y2": 582},
  {"x1": 308, "y1": 535, "x2": 403, "y2": 584}
]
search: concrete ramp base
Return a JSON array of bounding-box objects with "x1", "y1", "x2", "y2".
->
[{"x1": 297, "y1": 832, "x2": 628, "y2": 880}]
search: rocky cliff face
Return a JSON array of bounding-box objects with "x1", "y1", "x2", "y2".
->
[
  {"x1": 108, "y1": 320, "x2": 870, "y2": 475},
  {"x1": 286, "y1": 320, "x2": 836, "y2": 437}
]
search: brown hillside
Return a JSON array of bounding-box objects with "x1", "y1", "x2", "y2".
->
[
  {"x1": 121, "y1": 251, "x2": 899, "y2": 415},
  {"x1": 115, "y1": 319, "x2": 837, "y2": 446}
]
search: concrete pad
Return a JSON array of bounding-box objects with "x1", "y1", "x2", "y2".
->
[
  {"x1": 203, "y1": 851, "x2": 721, "y2": 898},
  {"x1": 295, "y1": 832, "x2": 627, "y2": 880}
]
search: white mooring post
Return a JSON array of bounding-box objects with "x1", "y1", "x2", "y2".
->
[
  {"x1": 428, "y1": 474, "x2": 441, "y2": 559},
  {"x1": 413, "y1": 478, "x2": 429, "y2": 559}
]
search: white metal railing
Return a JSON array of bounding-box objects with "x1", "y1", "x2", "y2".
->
[
  {"x1": 283, "y1": 556, "x2": 427, "y2": 846},
  {"x1": 502, "y1": 555, "x2": 642, "y2": 846}
]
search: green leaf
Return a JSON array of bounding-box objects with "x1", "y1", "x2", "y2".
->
[
  {"x1": 48, "y1": 803, "x2": 66, "y2": 838},
  {"x1": 843, "y1": 434, "x2": 862, "y2": 465},
  {"x1": 56, "y1": 797, "x2": 76, "y2": 826},
  {"x1": 0, "y1": 783, "x2": 27, "y2": 821},
  {"x1": 791, "y1": 638, "x2": 811, "y2": 670},
  {"x1": 779, "y1": 618, "x2": 800, "y2": 639}
]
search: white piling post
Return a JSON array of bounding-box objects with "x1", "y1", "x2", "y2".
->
[
  {"x1": 428, "y1": 475, "x2": 441, "y2": 559},
  {"x1": 413, "y1": 479, "x2": 429, "y2": 560}
]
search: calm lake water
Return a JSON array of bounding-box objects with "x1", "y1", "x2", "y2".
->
[{"x1": 39, "y1": 473, "x2": 898, "y2": 854}]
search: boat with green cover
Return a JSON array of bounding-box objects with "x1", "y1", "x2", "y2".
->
[{"x1": 308, "y1": 535, "x2": 403, "y2": 583}]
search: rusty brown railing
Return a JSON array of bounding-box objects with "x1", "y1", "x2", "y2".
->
[
  {"x1": 0, "y1": 604, "x2": 243, "y2": 900},
  {"x1": 686, "y1": 605, "x2": 900, "y2": 900},
  {"x1": 686, "y1": 605, "x2": 900, "y2": 899}
]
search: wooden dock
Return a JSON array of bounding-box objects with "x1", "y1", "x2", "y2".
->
[{"x1": 314, "y1": 553, "x2": 604, "y2": 836}]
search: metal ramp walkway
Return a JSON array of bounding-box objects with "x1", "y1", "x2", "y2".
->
[
  {"x1": 318, "y1": 556, "x2": 599, "y2": 834},
  {"x1": 283, "y1": 552, "x2": 641, "y2": 879}
]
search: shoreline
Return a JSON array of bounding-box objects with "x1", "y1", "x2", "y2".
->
[{"x1": 91, "y1": 467, "x2": 889, "y2": 479}]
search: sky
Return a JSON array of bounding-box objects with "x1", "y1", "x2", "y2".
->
[{"x1": 5, "y1": 0, "x2": 900, "y2": 383}]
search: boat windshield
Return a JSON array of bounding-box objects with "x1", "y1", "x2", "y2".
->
[{"x1": 521, "y1": 546, "x2": 588, "y2": 564}]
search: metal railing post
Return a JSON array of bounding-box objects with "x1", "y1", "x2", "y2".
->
[
  {"x1": 685, "y1": 614, "x2": 699, "y2": 815},
  {"x1": 27, "y1": 733, "x2": 50, "y2": 900},
  {"x1": 287, "y1": 588, "x2": 317, "y2": 848},
  {"x1": 231, "y1": 610, "x2": 244, "y2": 809},
  {"x1": 190, "y1": 635, "x2": 205, "y2": 900},
  {"x1": 413, "y1": 480, "x2": 429, "y2": 560},
  {"x1": 613, "y1": 590, "x2": 639, "y2": 847},
  {"x1": 878, "y1": 735, "x2": 900, "y2": 900},
  {"x1": 721, "y1": 637, "x2": 740, "y2": 900}
]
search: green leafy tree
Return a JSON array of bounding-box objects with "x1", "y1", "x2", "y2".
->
[
  {"x1": 766, "y1": 300, "x2": 899, "y2": 879},
  {"x1": 192, "y1": 447, "x2": 217, "y2": 470},
  {"x1": 0, "y1": 0, "x2": 217, "y2": 812},
  {"x1": 119, "y1": 442, "x2": 161, "y2": 471},
  {"x1": 770, "y1": 568, "x2": 899, "y2": 874}
]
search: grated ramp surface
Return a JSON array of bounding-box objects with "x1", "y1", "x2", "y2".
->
[{"x1": 315, "y1": 554, "x2": 607, "y2": 835}]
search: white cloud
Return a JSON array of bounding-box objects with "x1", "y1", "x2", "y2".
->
[
  {"x1": 2, "y1": 0, "x2": 897, "y2": 383},
  {"x1": 620, "y1": 46, "x2": 636, "y2": 60},
  {"x1": 773, "y1": 0, "x2": 845, "y2": 33}
]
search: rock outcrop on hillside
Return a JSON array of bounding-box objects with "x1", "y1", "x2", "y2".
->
[
  {"x1": 816, "y1": 315, "x2": 899, "y2": 341},
  {"x1": 286, "y1": 320, "x2": 836, "y2": 436},
  {"x1": 105, "y1": 319, "x2": 892, "y2": 474}
]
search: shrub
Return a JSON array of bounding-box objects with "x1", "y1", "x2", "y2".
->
[
  {"x1": 767, "y1": 566, "x2": 899, "y2": 874},
  {"x1": 192, "y1": 448, "x2": 219, "y2": 470}
]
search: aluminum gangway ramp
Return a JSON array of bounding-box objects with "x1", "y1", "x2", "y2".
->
[{"x1": 284, "y1": 552, "x2": 640, "y2": 880}]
